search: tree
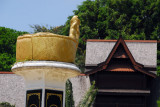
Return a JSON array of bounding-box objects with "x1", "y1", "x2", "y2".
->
[
  {"x1": 62, "y1": 0, "x2": 160, "y2": 73},
  {"x1": 0, "y1": 27, "x2": 28, "y2": 71},
  {"x1": 63, "y1": 0, "x2": 160, "y2": 43},
  {"x1": 30, "y1": 25, "x2": 64, "y2": 35},
  {"x1": 77, "y1": 81, "x2": 98, "y2": 107},
  {"x1": 65, "y1": 80, "x2": 75, "y2": 107},
  {"x1": 65, "y1": 80, "x2": 97, "y2": 107},
  {"x1": 30, "y1": 0, "x2": 160, "y2": 73}
]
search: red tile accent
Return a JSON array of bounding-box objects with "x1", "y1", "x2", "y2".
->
[{"x1": 0, "y1": 72, "x2": 14, "y2": 74}]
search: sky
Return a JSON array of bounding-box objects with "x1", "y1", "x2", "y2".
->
[{"x1": 0, "y1": 0, "x2": 86, "y2": 32}]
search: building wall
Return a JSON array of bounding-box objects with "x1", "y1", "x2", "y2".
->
[
  {"x1": 0, "y1": 73, "x2": 159, "y2": 107},
  {"x1": 0, "y1": 74, "x2": 91, "y2": 107},
  {"x1": 0, "y1": 74, "x2": 25, "y2": 107},
  {"x1": 70, "y1": 76, "x2": 90, "y2": 107}
]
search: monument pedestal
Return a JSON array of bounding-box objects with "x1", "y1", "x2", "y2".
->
[{"x1": 12, "y1": 61, "x2": 80, "y2": 107}]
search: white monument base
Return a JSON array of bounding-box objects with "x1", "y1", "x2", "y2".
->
[{"x1": 12, "y1": 61, "x2": 81, "y2": 107}]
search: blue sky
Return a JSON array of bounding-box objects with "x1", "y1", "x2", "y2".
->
[{"x1": 0, "y1": 0, "x2": 85, "y2": 32}]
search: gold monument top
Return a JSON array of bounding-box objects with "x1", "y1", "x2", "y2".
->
[{"x1": 16, "y1": 16, "x2": 80, "y2": 63}]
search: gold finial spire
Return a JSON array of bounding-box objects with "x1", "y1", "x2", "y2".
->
[{"x1": 69, "y1": 15, "x2": 80, "y2": 41}]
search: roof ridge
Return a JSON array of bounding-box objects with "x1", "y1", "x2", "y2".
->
[
  {"x1": 85, "y1": 37, "x2": 156, "y2": 78},
  {"x1": 87, "y1": 39, "x2": 157, "y2": 43}
]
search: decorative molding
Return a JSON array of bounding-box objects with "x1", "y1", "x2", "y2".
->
[{"x1": 85, "y1": 37, "x2": 156, "y2": 78}]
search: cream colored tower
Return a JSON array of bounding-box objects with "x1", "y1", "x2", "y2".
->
[{"x1": 12, "y1": 16, "x2": 81, "y2": 107}]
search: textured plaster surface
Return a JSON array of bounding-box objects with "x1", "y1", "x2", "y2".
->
[
  {"x1": 126, "y1": 42, "x2": 157, "y2": 67},
  {"x1": 85, "y1": 41, "x2": 157, "y2": 67},
  {"x1": 0, "y1": 74, "x2": 25, "y2": 107},
  {"x1": 70, "y1": 76, "x2": 90, "y2": 107},
  {"x1": 0, "y1": 74, "x2": 90, "y2": 107},
  {"x1": 0, "y1": 74, "x2": 91, "y2": 107}
]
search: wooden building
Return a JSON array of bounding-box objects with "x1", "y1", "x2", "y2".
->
[{"x1": 85, "y1": 37, "x2": 157, "y2": 107}]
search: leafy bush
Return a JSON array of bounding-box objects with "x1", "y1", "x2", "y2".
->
[
  {"x1": 65, "y1": 80, "x2": 74, "y2": 107},
  {"x1": 78, "y1": 81, "x2": 98, "y2": 107},
  {"x1": 0, "y1": 102, "x2": 15, "y2": 107},
  {"x1": 157, "y1": 98, "x2": 160, "y2": 107}
]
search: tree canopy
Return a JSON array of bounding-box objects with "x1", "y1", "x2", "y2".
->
[
  {"x1": 63, "y1": 0, "x2": 160, "y2": 43},
  {"x1": 62, "y1": 0, "x2": 160, "y2": 73},
  {"x1": 31, "y1": 0, "x2": 160, "y2": 73},
  {"x1": 30, "y1": 25, "x2": 64, "y2": 35},
  {"x1": 0, "y1": 27, "x2": 28, "y2": 71}
]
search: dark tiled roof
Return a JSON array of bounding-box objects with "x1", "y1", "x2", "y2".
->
[{"x1": 85, "y1": 36, "x2": 156, "y2": 78}]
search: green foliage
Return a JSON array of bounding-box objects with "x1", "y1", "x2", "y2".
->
[
  {"x1": 0, "y1": 27, "x2": 28, "y2": 71},
  {"x1": 158, "y1": 66, "x2": 160, "y2": 75},
  {"x1": 78, "y1": 81, "x2": 98, "y2": 107},
  {"x1": 0, "y1": 53, "x2": 15, "y2": 71},
  {"x1": 0, "y1": 102, "x2": 15, "y2": 107},
  {"x1": 75, "y1": 49, "x2": 86, "y2": 72},
  {"x1": 30, "y1": 0, "x2": 160, "y2": 72},
  {"x1": 157, "y1": 98, "x2": 160, "y2": 107},
  {"x1": 62, "y1": 0, "x2": 160, "y2": 72},
  {"x1": 63, "y1": 0, "x2": 160, "y2": 40},
  {"x1": 65, "y1": 80, "x2": 97, "y2": 107},
  {"x1": 30, "y1": 25, "x2": 64, "y2": 35},
  {"x1": 65, "y1": 80, "x2": 74, "y2": 107}
]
